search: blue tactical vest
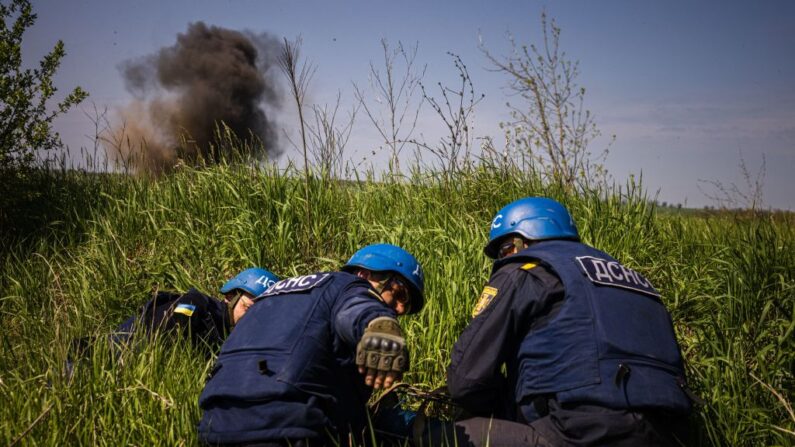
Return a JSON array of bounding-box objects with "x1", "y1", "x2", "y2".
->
[
  {"x1": 492, "y1": 240, "x2": 691, "y2": 419},
  {"x1": 198, "y1": 271, "x2": 394, "y2": 444}
]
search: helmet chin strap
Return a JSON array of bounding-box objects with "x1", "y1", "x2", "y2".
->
[
  {"x1": 372, "y1": 274, "x2": 394, "y2": 296},
  {"x1": 513, "y1": 237, "x2": 528, "y2": 253},
  {"x1": 226, "y1": 291, "x2": 243, "y2": 326},
  {"x1": 357, "y1": 270, "x2": 391, "y2": 304}
]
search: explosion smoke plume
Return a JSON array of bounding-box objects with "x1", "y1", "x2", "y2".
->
[{"x1": 111, "y1": 22, "x2": 282, "y2": 173}]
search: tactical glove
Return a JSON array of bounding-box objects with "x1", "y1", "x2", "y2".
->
[{"x1": 356, "y1": 317, "x2": 408, "y2": 388}]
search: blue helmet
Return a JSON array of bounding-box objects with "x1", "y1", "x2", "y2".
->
[
  {"x1": 220, "y1": 267, "x2": 280, "y2": 297},
  {"x1": 342, "y1": 243, "x2": 425, "y2": 314},
  {"x1": 484, "y1": 197, "x2": 579, "y2": 258}
]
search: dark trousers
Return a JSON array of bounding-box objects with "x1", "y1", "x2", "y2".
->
[
  {"x1": 422, "y1": 400, "x2": 688, "y2": 447},
  {"x1": 421, "y1": 417, "x2": 547, "y2": 447},
  {"x1": 214, "y1": 441, "x2": 313, "y2": 447}
]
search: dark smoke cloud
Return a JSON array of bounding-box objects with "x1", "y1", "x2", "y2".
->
[{"x1": 112, "y1": 22, "x2": 283, "y2": 172}]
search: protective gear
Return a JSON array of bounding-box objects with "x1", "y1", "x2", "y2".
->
[
  {"x1": 343, "y1": 243, "x2": 425, "y2": 314},
  {"x1": 448, "y1": 239, "x2": 692, "y2": 445},
  {"x1": 198, "y1": 272, "x2": 396, "y2": 445},
  {"x1": 484, "y1": 197, "x2": 579, "y2": 258},
  {"x1": 493, "y1": 240, "x2": 691, "y2": 418},
  {"x1": 356, "y1": 317, "x2": 408, "y2": 374},
  {"x1": 220, "y1": 267, "x2": 279, "y2": 296}
]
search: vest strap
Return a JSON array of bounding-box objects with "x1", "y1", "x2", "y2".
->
[
  {"x1": 677, "y1": 376, "x2": 706, "y2": 406},
  {"x1": 614, "y1": 363, "x2": 631, "y2": 386}
]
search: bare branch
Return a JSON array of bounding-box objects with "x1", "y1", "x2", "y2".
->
[
  {"x1": 278, "y1": 36, "x2": 316, "y2": 173},
  {"x1": 416, "y1": 53, "x2": 484, "y2": 179},
  {"x1": 353, "y1": 40, "x2": 426, "y2": 174},
  {"x1": 306, "y1": 91, "x2": 359, "y2": 179},
  {"x1": 698, "y1": 150, "x2": 767, "y2": 212}
]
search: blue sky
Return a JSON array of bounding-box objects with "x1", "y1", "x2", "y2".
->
[{"x1": 20, "y1": 0, "x2": 795, "y2": 209}]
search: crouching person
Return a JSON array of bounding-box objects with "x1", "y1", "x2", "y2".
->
[
  {"x1": 444, "y1": 197, "x2": 694, "y2": 446},
  {"x1": 197, "y1": 244, "x2": 425, "y2": 446},
  {"x1": 114, "y1": 267, "x2": 279, "y2": 349}
]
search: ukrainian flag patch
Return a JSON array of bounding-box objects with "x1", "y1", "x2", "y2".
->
[
  {"x1": 173, "y1": 303, "x2": 196, "y2": 317},
  {"x1": 472, "y1": 286, "x2": 499, "y2": 318}
]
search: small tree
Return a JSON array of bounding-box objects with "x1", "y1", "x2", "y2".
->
[
  {"x1": 306, "y1": 92, "x2": 358, "y2": 179},
  {"x1": 353, "y1": 40, "x2": 425, "y2": 175},
  {"x1": 414, "y1": 53, "x2": 484, "y2": 179},
  {"x1": 483, "y1": 12, "x2": 609, "y2": 192},
  {"x1": 0, "y1": 0, "x2": 88, "y2": 172},
  {"x1": 698, "y1": 150, "x2": 767, "y2": 213}
]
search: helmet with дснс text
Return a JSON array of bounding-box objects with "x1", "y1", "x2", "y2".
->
[
  {"x1": 342, "y1": 243, "x2": 425, "y2": 314},
  {"x1": 220, "y1": 267, "x2": 280, "y2": 297},
  {"x1": 484, "y1": 197, "x2": 579, "y2": 258}
]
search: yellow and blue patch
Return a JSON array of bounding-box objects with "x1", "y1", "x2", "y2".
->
[
  {"x1": 472, "y1": 286, "x2": 499, "y2": 318},
  {"x1": 173, "y1": 303, "x2": 196, "y2": 317}
]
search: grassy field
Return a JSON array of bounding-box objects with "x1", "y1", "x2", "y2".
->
[{"x1": 1, "y1": 161, "x2": 793, "y2": 446}]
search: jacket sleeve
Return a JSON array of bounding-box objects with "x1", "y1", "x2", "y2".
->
[
  {"x1": 447, "y1": 262, "x2": 560, "y2": 416},
  {"x1": 333, "y1": 283, "x2": 397, "y2": 349}
]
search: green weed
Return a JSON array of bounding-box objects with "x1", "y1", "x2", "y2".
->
[{"x1": 1, "y1": 161, "x2": 792, "y2": 446}]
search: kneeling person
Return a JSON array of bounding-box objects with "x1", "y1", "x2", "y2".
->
[
  {"x1": 446, "y1": 197, "x2": 693, "y2": 446},
  {"x1": 198, "y1": 244, "x2": 425, "y2": 446}
]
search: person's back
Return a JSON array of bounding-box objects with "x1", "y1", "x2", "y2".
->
[
  {"x1": 199, "y1": 244, "x2": 426, "y2": 446},
  {"x1": 445, "y1": 197, "x2": 694, "y2": 446},
  {"x1": 494, "y1": 240, "x2": 691, "y2": 419},
  {"x1": 199, "y1": 272, "x2": 396, "y2": 444}
]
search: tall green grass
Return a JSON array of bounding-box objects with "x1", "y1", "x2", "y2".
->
[{"x1": 1, "y1": 161, "x2": 793, "y2": 445}]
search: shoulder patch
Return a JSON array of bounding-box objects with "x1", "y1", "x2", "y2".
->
[
  {"x1": 256, "y1": 273, "x2": 332, "y2": 299},
  {"x1": 575, "y1": 256, "x2": 660, "y2": 298},
  {"x1": 173, "y1": 303, "x2": 196, "y2": 317},
  {"x1": 521, "y1": 262, "x2": 538, "y2": 271},
  {"x1": 472, "y1": 286, "x2": 499, "y2": 318}
]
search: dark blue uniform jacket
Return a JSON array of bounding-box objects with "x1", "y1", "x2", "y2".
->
[
  {"x1": 115, "y1": 288, "x2": 230, "y2": 348},
  {"x1": 197, "y1": 271, "x2": 396, "y2": 445},
  {"x1": 448, "y1": 240, "x2": 691, "y2": 422}
]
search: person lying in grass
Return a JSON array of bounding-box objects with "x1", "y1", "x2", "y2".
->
[{"x1": 113, "y1": 267, "x2": 280, "y2": 348}]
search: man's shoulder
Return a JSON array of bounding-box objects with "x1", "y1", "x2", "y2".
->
[
  {"x1": 491, "y1": 258, "x2": 561, "y2": 291},
  {"x1": 334, "y1": 276, "x2": 394, "y2": 318},
  {"x1": 258, "y1": 271, "x2": 347, "y2": 299},
  {"x1": 176, "y1": 288, "x2": 216, "y2": 304},
  {"x1": 492, "y1": 257, "x2": 552, "y2": 278},
  {"x1": 165, "y1": 288, "x2": 224, "y2": 316}
]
